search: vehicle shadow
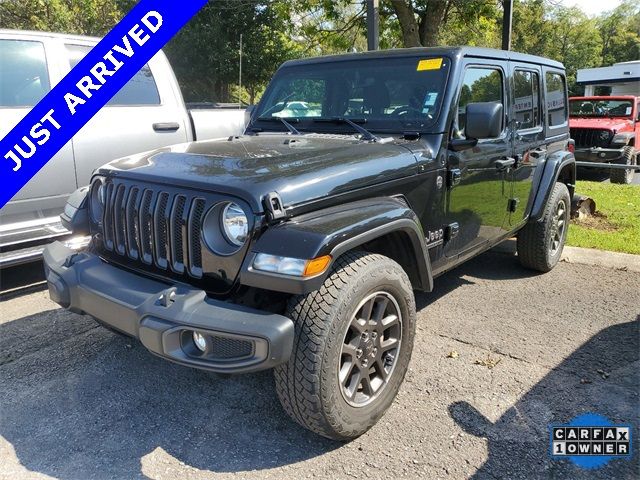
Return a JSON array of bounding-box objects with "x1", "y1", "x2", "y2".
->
[
  {"x1": 449, "y1": 317, "x2": 640, "y2": 479},
  {"x1": 416, "y1": 246, "x2": 539, "y2": 309},
  {"x1": 0, "y1": 260, "x2": 46, "y2": 301},
  {"x1": 577, "y1": 167, "x2": 610, "y2": 183},
  {"x1": 0, "y1": 309, "x2": 340, "y2": 479},
  {"x1": 0, "y1": 250, "x2": 521, "y2": 479}
]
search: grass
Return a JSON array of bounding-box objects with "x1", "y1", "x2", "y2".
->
[{"x1": 568, "y1": 181, "x2": 640, "y2": 255}]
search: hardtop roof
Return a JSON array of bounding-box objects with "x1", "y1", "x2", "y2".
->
[{"x1": 282, "y1": 46, "x2": 565, "y2": 70}]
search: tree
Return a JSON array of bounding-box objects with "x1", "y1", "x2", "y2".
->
[
  {"x1": 383, "y1": 0, "x2": 501, "y2": 48},
  {"x1": 0, "y1": 0, "x2": 124, "y2": 36},
  {"x1": 548, "y1": 6, "x2": 602, "y2": 95},
  {"x1": 511, "y1": 0, "x2": 554, "y2": 57},
  {"x1": 163, "y1": 1, "x2": 301, "y2": 103},
  {"x1": 597, "y1": 0, "x2": 640, "y2": 67}
]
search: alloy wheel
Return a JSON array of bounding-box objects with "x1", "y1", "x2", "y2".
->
[
  {"x1": 338, "y1": 291, "x2": 402, "y2": 407},
  {"x1": 549, "y1": 199, "x2": 567, "y2": 256}
]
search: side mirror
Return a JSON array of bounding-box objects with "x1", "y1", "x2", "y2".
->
[{"x1": 465, "y1": 102, "x2": 503, "y2": 139}]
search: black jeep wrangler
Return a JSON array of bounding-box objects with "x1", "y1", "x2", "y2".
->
[{"x1": 44, "y1": 47, "x2": 575, "y2": 440}]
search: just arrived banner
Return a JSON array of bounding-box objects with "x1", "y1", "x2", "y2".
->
[{"x1": 0, "y1": 0, "x2": 208, "y2": 209}]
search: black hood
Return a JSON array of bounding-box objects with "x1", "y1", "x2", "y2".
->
[{"x1": 97, "y1": 134, "x2": 420, "y2": 213}]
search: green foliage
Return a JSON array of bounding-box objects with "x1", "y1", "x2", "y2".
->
[
  {"x1": 0, "y1": 0, "x2": 124, "y2": 36},
  {"x1": 0, "y1": 0, "x2": 637, "y2": 103},
  {"x1": 164, "y1": 1, "x2": 302, "y2": 103},
  {"x1": 597, "y1": 0, "x2": 640, "y2": 67},
  {"x1": 554, "y1": 8, "x2": 601, "y2": 94},
  {"x1": 568, "y1": 181, "x2": 640, "y2": 255}
]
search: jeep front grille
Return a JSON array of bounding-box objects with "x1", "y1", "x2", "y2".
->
[
  {"x1": 570, "y1": 128, "x2": 613, "y2": 149},
  {"x1": 101, "y1": 182, "x2": 207, "y2": 278}
]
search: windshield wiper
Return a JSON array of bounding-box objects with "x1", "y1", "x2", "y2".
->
[
  {"x1": 259, "y1": 92, "x2": 296, "y2": 117},
  {"x1": 257, "y1": 116, "x2": 301, "y2": 135},
  {"x1": 312, "y1": 117, "x2": 380, "y2": 142}
]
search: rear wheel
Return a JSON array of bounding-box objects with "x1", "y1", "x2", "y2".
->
[
  {"x1": 517, "y1": 182, "x2": 570, "y2": 272},
  {"x1": 610, "y1": 146, "x2": 636, "y2": 184},
  {"x1": 274, "y1": 251, "x2": 416, "y2": 440}
]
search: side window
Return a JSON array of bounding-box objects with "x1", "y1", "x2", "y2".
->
[
  {"x1": 514, "y1": 70, "x2": 541, "y2": 129},
  {"x1": 457, "y1": 67, "x2": 504, "y2": 137},
  {"x1": 66, "y1": 44, "x2": 160, "y2": 106},
  {"x1": 545, "y1": 72, "x2": 567, "y2": 128},
  {"x1": 0, "y1": 39, "x2": 50, "y2": 107}
]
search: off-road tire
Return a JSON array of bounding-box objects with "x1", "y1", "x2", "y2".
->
[
  {"x1": 517, "y1": 182, "x2": 570, "y2": 272},
  {"x1": 274, "y1": 251, "x2": 416, "y2": 440},
  {"x1": 610, "y1": 146, "x2": 636, "y2": 184}
]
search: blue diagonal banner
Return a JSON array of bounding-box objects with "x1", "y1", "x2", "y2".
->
[{"x1": 0, "y1": 0, "x2": 208, "y2": 209}]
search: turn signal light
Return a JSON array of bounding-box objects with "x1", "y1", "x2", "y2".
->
[
  {"x1": 253, "y1": 253, "x2": 332, "y2": 277},
  {"x1": 303, "y1": 255, "x2": 332, "y2": 277}
]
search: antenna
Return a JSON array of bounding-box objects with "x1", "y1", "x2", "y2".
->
[{"x1": 239, "y1": 34, "x2": 243, "y2": 108}]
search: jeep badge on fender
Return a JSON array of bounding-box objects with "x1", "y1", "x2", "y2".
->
[{"x1": 44, "y1": 47, "x2": 576, "y2": 440}]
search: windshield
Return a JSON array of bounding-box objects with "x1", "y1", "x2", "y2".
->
[
  {"x1": 253, "y1": 56, "x2": 451, "y2": 134},
  {"x1": 569, "y1": 99, "x2": 633, "y2": 118}
]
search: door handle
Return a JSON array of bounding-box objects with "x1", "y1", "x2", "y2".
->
[
  {"x1": 448, "y1": 168, "x2": 462, "y2": 187},
  {"x1": 496, "y1": 157, "x2": 516, "y2": 170},
  {"x1": 153, "y1": 122, "x2": 180, "y2": 132}
]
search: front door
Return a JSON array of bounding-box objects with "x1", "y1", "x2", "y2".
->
[
  {"x1": 0, "y1": 35, "x2": 76, "y2": 237},
  {"x1": 444, "y1": 64, "x2": 512, "y2": 258}
]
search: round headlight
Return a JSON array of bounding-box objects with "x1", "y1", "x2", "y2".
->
[
  {"x1": 89, "y1": 179, "x2": 105, "y2": 223},
  {"x1": 202, "y1": 201, "x2": 249, "y2": 256},
  {"x1": 221, "y1": 202, "x2": 248, "y2": 247}
]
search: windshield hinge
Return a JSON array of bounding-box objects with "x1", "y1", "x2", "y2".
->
[
  {"x1": 263, "y1": 192, "x2": 286, "y2": 221},
  {"x1": 403, "y1": 131, "x2": 421, "y2": 140}
]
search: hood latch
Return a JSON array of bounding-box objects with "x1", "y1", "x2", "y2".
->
[{"x1": 263, "y1": 192, "x2": 286, "y2": 221}]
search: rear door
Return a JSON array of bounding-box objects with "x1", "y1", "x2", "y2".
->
[
  {"x1": 444, "y1": 62, "x2": 512, "y2": 259},
  {"x1": 508, "y1": 64, "x2": 544, "y2": 227},
  {"x1": 0, "y1": 34, "x2": 76, "y2": 234},
  {"x1": 64, "y1": 44, "x2": 190, "y2": 186}
]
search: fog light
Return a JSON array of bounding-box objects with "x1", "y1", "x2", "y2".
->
[{"x1": 192, "y1": 331, "x2": 207, "y2": 352}]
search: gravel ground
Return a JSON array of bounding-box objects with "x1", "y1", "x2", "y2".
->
[{"x1": 0, "y1": 251, "x2": 638, "y2": 480}]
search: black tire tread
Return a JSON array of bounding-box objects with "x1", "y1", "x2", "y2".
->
[
  {"x1": 517, "y1": 182, "x2": 570, "y2": 272},
  {"x1": 610, "y1": 146, "x2": 636, "y2": 185},
  {"x1": 274, "y1": 251, "x2": 412, "y2": 440}
]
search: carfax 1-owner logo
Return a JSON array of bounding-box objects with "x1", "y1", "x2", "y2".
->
[{"x1": 550, "y1": 413, "x2": 633, "y2": 469}]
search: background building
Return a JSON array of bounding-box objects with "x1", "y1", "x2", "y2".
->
[{"x1": 577, "y1": 60, "x2": 640, "y2": 96}]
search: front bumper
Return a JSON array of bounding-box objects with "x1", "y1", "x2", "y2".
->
[
  {"x1": 574, "y1": 147, "x2": 624, "y2": 163},
  {"x1": 43, "y1": 241, "x2": 294, "y2": 373}
]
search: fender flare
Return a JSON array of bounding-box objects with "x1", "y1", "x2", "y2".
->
[
  {"x1": 528, "y1": 151, "x2": 576, "y2": 222},
  {"x1": 240, "y1": 197, "x2": 433, "y2": 295},
  {"x1": 612, "y1": 132, "x2": 635, "y2": 147}
]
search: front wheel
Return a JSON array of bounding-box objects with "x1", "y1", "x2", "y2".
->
[
  {"x1": 517, "y1": 182, "x2": 571, "y2": 272},
  {"x1": 610, "y1": 146, "x2": 636, "y2": 184},
  {"x1": 274, "y1": 251, "x2": 416, "y2": 440}
]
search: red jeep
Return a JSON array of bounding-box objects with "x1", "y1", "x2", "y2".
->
[{"x1": 569, "y1": 96, "x2": 639, "y2": 184}]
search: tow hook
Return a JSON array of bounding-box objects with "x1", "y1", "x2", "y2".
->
[{"x1": 157, "y1": 289, "x2": 177, "y2": 307}]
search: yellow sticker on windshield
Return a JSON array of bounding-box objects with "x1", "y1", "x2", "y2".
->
[{"x1": 417, "y1": 58, "x2": 443, "y2": 71}]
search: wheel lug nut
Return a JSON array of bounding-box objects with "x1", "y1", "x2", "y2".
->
[
  {"x1": 356, "y1": 348, "x2": 363, "y2": 358},
  {"x1": 362, "y1": 359, "x2": 368, "y2": 367},
  {"x1": 372, "y1": 348, "x2": 377, "y2": 356}
]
